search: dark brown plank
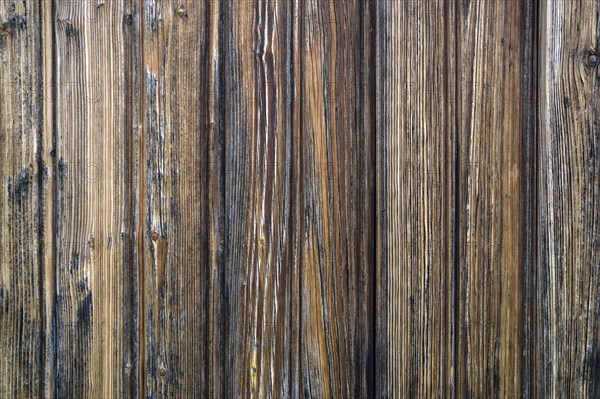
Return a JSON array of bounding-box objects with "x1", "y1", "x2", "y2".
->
[
  {"x1": 217, "y1": 0, "x2": 299, "y2": 397},
  {"x1": 456, "y1": 0, "x2": 529, "y2": 396}
]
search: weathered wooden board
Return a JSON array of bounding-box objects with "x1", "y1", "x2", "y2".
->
[
  {"x1": 0, "y1": 0, "x2": 599, "y2": 398},
  {"x1": 52, "y1": 0, "x2": 137, "y2": 397},
  {"x1": 455, "y1": 0, "x2": 528, "y2": 397},
  {"x1": 138, "y1": 0, "x2": 213, "y2": 397},
  {"x1": 299, "y1": 0, "x2": 375, "y2": 397},
  {"x1": 0, "y1": 1, "x2": 47, "y2": 397},
  {"x1": 375, "y1": 0, "x2": 457, "y2": 397},
  {"x1": 537, "y1": 0, "x2": 600, "y2": 397}
]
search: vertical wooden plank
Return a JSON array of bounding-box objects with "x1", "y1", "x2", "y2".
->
[
  {"x1": 456, "y1": 0, "x2": 527, "y2": 396},
  {"x1": 218, "y1": 0, "x2": 298, "y2": 397},
  {"x1": 138, "y1": 0, "x2": 213, "y2": 396},
  {"x1": 53, "y1": 0, "x2": 137, "y2": 397},
  {"x1": 537, "y1": 0, "x2": 600, "y2": 397},
  {"x1": 0, "y1": 0, "x2": 47, "y2": 397},
  {"x1": 376, "y1": 0, "x2": 456, "y2": 396},
  {"x1": 300, "y1": 0, "x2": 375, "y2": 397}
]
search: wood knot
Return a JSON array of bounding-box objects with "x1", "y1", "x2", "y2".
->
[
  {"x1": 159, "y1": 367, "x2": 167, "y2": 378},
  {"x1": 586, "y1": 51, "x2": 599, "y2": 68},
  {"x1": 151, "y1": 230, "x2": 160, "y2": 241}
]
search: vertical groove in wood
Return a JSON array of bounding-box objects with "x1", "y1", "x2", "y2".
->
[
  {"x1": 522, "y1": 0, "x2": 538, "y2": 397},
  {"x1": 52, "y1": 0, "x2": 137, "y2": 397},
  {"x1": 138, "y1": 0, "x2": 211, "y2": 397},
  {"x1": 537, "y1": 0, "x2": 600, "y2": 397},
  {"x1": 42, "y1": 0, "x2": 56, "y2": 396},
  {"x1": 374, "y1": 1, "x2": 389, "y2": 396},
  {"x1": 299, "y1": 0, "x2": 375, "y2": 397},
  {"x1": 377, "y1": 1, "x2": 456, "y2": 396},
  {"x1": 0, "y1": 0, "x2": 46, "y2": 397}
]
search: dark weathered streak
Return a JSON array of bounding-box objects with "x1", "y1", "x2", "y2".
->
[{"x1": 1, "y1": 0, "x2": 599, "y2": 398}]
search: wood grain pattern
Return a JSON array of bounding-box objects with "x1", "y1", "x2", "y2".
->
[
  {"x1": 0, "y1": 0, "x2": 599, "y2": 397},
  {"x1": 376, "y1": 1, "x2": 456, "y2": 397},
  {"x1": 537, "y1": 0, "x2": 600, "y2": 397},
  {"x1": 456, "y1": 0, "x2": 528, "y2": 397},
  {"x1": 218, "y1": 0, "x2": 297, "y2": 397},
  {"x1": 52, "y1": 0, "x2": 137, "y2": 397},
  {"x1": 138, "y1": 0, "x2": 213, "y2": 397},
  {"x1": 0, "y1": 1, "x2": 47, "y2": 397},
  {"x1": 300, "y1": 0, "x2": 374, "y2": 397}
]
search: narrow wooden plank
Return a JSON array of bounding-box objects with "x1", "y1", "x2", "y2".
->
[
  {"x1": 537, "y1": 0, "x2": 600, "y2": 397},
  {"x1": 138, "y1": 0, "x2": 213, "y2": 396},
  {"x1": 299, "y1": 0, "x2": 375, "y2": 397},
  {"x1": 456, "y1": 0, "x2": 528, "y2": 396},
  {"x1": 0, "y1": 0, "x2": 47, "y2": 397},
  {"x1": 218, "y1": 0, "x2": 298, "y2": 397},
  {"x1": 376, "y1": 0, "x2": 457, "y2": 396},
  {"x1": 53, "y1": 0, "x2": 137, "y2": 397}
]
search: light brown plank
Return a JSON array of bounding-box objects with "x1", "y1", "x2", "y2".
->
[
  {"x1": 376, "y1": 0, "x2": 457, "y2": 397},
  {"x1": 299, "y1": 0, "x2": 375, "y2": 397},
  {"x1": 137, "y1": 0, "x2": 214, "y2": 397},
  {"x1": 53, "y1": 0, "x2": 137, "y2": 397}
]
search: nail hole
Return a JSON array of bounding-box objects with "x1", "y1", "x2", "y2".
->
[{"x1": 177, "y1": 7, "x2": 188, "y2": 18}]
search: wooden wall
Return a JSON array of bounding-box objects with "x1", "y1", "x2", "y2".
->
[{"x1": 0, "y1": 0, "x2": 598, "y2": 397}]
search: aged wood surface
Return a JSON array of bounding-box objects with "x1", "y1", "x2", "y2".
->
[
  {"x1": 0, "y1": 1, "x2": 47, "y2": 397},
  {"x1": 0, "y1": 0, "x2": 598, "y2": 398},
  {"x1": 375, "y1": 0, "x2": 456, "y2": 397},
  {"x1": 537, "y1": 0, "x2": 600, "y2": 397},
  {"x1": 456, "y1": 0, "x2": 528, "y2": 397}
]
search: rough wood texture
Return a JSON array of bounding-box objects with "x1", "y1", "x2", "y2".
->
[
  {"x1": 52, "y1": 0, "x2": 137, "y2": 397},
  {"x1": 299, "y1": 0, "x2": 375, "y2": 397},
  {"x1": 0, "y1": 0, "x2": 599, "y2": 397},
  {"x1": 376, "y1": 1, "x2": 456, "y2": 397},
  {"x1": 138, "y1": 0, "x2": 213, "y2": 397},
  {"x1": 456, "y1": 0, "x2": 527, "y2": 397},
  {"x1": 537, "y1": 0, "x2": 600, "y2": 397},
  {"x1": 0, "y1": 1, "x2": 46, "y2": 397},
  {"x1": 218, "y1": 0, "x2": 297, "y2": 396}
]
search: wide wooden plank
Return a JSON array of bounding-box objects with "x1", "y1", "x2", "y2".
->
[
  {"x1": 300, "y1": 0, "x2": 375, "y2": 397},
  {"x1": 537, "y1": 0, "x2": 600, "y2": 397},
  {"x1": 376, "y1": 1, "x2": 457, "y2": 396},
  {"x1": 138, "y1": 0, "x2": 215, "y2": 397},
  {"x1": 456, "y1": 0, "x2": 529, "y2": 396},
  {"x1": 52, "y1": 0, "x2": 138, "y2": 397},
  {"x1": 0, "y1": 0, "x2": 47, "y2": 397},
  {"x1": 217, "y1": 0, "x2": 298, "y2": 397}
]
